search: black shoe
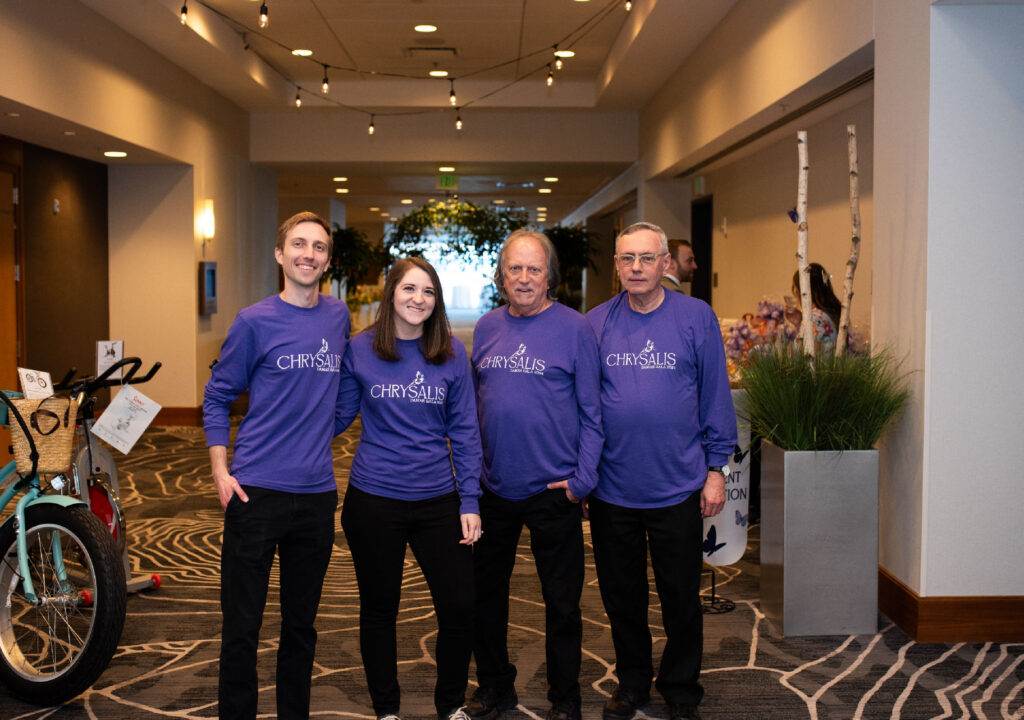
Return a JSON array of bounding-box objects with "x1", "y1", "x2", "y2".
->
[
  {"x1": 546, "y1": 699, "x2": 581, "y2": 720},
  {"x1": 669, "y1": 705, "x2": 702, "y2": 720},
  {"x1": 602, "y1": 687, "x2": 650, "y2": 720},
  {"x1": 465, "y1": 686, "x2": 518, "y2": 720}
]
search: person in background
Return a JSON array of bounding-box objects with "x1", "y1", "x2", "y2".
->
[
  {"x1": 336, "y1": 257, "x2": 482, "y2": 720},
  {"x1": 204, "y1": 211, "x2": 349, "y2": 720},
  {"x1": 788, "y1": 262, "x2": 842, "y2": 353},
  {"x1": 661, "y1": 239, "x2": 697, "y2": 293}
]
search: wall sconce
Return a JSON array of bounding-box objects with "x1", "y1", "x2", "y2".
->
[{"x1": 198, "y1": 199, "x2": 215, "y2": 246}]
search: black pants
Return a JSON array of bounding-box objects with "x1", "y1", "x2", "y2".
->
[
  {"x1": 472, "y1": 487, "x2": 584, "y2": 706},
  {"x1": 219, "y1": 485, "x2": 338, "y2": 720},
  {"x1": 341, "y1": 484, "x2": 474, "y2": 717},
  {"x1": 588, "y1": 493, "x2": 705, "y2": 707}
]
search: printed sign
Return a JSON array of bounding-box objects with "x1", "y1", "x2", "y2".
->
[
  {"x1": 97, "y1": 340, "x2": 124, "y2": 379},
  {"x1": 702, "y1": 389, "x2": 751, "y2": 567},
  {"x1": 90, "y1": 385, "x2": 161, "y2": 454},
  {"x1": 17, "y1": 367, "x2": 54, "y2": 399}
]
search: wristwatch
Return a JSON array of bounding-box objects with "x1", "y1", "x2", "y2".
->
[{"x1": 708, "y1": 465, "x2": 731, "y2": 478}]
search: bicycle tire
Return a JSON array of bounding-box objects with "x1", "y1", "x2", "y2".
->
[{"x1": 0, "y1": 504, "x2": 127, "y2": 704}]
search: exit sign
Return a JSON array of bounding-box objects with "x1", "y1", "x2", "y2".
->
[{"x1": 436, "y1": 173, "x2": 459, "y2": 191}]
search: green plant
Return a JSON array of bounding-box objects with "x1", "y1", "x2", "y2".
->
[
  {"x1": 384, "y1": 200, "x2": 528, "y2": 263},
  {"x1": 738, "y1": 343, "x2": 910, "y2": 451},
  {"x1": 326, "y1": 225, "x2": 383, "y2": 290}
]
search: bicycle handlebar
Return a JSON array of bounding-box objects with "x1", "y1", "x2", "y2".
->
[{"x1": 53, "y1": 357, "x2": 162, "y2": 397}]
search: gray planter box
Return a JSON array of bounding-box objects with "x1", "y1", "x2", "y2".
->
[{"x1": 760, "y1": 442, "x2": 879, "y2": 636}]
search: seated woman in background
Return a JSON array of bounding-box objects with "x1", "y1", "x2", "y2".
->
[
  {"x1": 787, "y1": 262, "x2": 842, "y2": 353},
  {"x1": 336, "y1": 257, "x2": 483, "y2": 720}
]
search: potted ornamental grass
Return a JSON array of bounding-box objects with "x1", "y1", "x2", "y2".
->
[{"x1": 738, "y1": 127, "x2": 910, "y2": 636}]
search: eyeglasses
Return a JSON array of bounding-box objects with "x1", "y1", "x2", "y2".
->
[{"x1": 615, "y1": 252, "x2": 665, "y2": 267}]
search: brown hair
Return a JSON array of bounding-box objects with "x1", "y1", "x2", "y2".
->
[
  {"x1": 276, "y1": 211, "x2": 333, "y2": 255},
  {"x1": 372, "y1": 257, "x2": 453, "y2": 365}
]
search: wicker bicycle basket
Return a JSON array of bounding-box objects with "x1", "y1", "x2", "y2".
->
[{"x1": 6, "y1": 395, "x2": 79, "y2": 475}]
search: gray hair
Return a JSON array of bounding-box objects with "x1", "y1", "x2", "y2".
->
[
  {"x1": 493, "y1": 229, "x2": 561, "y2": 302},
  {"x1": 617, "y1": 221, "x2": 669, "y2": 254}
]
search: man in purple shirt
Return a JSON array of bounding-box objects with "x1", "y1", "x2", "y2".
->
[
  {"x1": 587, "y1": 222, "x2": 736, "y2": 720},
  {"x1": 204, "y1": 212, "x2": 350, "y2": 720},
  {"x1": 468, "y1": 229, "x2": 603, "y2": 720}
]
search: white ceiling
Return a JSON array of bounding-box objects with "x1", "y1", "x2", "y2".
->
[{"x1": 4, "y1": 0, "x2": 738, "y2": 225}]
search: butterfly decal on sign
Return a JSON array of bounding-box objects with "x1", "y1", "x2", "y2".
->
[
  {"x1": 733, "y1": 444, "x2": 749, "y2": 464},
  {"x1": 735, "y1": 509, "x2": 748, "y2": 528},
  {"x1": 702, "y1": 525, "x2": 726, "y2": 556}
]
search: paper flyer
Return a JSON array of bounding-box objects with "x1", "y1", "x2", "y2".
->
[
  {"x1": 17, "y1": 367, "x2": 54, "y2": 399},
  {"x1": 90, "y1": 385, "x2": 162, "y2": 454}
]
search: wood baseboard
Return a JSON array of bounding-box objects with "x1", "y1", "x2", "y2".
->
[
  {"x1": 879, "y1": 566, "x2": 1024, "y2": 642},
  {"x1": 154, "y1": 407, "x2": 203, "y2": 426}
]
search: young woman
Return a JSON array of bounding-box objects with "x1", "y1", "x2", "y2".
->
[
  {"x1": 789, "y1": 262, "x2": 843, "y2": 352},
  {"x1": 336, "y1": 257, "x2": 482, "y2": 720}
]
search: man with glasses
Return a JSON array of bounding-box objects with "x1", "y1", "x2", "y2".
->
[
  {"x1": 587, "y1": 222, "x2": 736, "y2": 720},
  {"x1": 468, "y1": 229, "x2": 603, "y2": 720}
]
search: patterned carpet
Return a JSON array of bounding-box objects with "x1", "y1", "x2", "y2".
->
[{"x1": 1, "y1": 423, "x2": 1022, "y2": 720}]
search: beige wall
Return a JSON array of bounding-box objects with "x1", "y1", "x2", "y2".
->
[{"x1": 703, "y1": 97, "x2": 873, "y2": 329}]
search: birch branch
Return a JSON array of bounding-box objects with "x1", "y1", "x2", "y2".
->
[
  {"x1": 796, "y1": 131, "x2": 814, "y2": 357},
  {"x1": 837, "y1": 124, "x2": 861, "y2": 355}
]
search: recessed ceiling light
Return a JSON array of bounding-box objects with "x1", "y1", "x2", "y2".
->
[
  {"x1": 292, "y1": 49, "x2": 313, "y2": 57},
  {"x1": 5, "y1": 112, "x2": 21, "y2": 118},
  {"x1": 438, "y1": 166, "x2": 455, "y2": 172},
  {"x1": 537, "y1": 207, "x2": 548, "y2": 211},
  {"x1": 335, "y1": 188, "x2": 349, "y2": 194},
  {"x1": 429, "y1": 70, "x2": 449, "y2": 77},
  {"x1": 333, "y1": 176, "x2": 348, "y2": 182},
  {"x1": 389, "y1": 217, "x2": 397, "y2": 222},
  {"x1": 104, "y1": 151, "x2": 127, "y2": 158},
  {"x1": 493, "y1": 199, "x2": 505, "y2": 205},
  {"x1": 414, "y1": 24, "x2": 438, "y2": 33},
  {"x1": 63, "y1": 130, "x2": 76, "y2": 136},
  {"x1": 380, "y1": 212, "x2": 389, "y2": 216},
  {"x1": 544, "y1": 177, "x2": 559, "y2": 182},
  {"x1": 553, "y1": 50, "x2": 575, "y2": 58},
  {"x1": 369, "y1": 206, "x2": 380, "y2": 212},
  {"x1": 538, "y1": 188, "x2": 552, "y2": 194},
  {"x1": 401, "y1": 198, "x2": 413, "y2": 205}
]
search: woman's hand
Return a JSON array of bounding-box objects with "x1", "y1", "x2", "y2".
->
[{"x1": 460, "y1": 513, "x2": 482, "y2": 545}]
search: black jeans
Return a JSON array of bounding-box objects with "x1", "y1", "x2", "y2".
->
[
  {"x1": 588, "y1": 493, "x2": 705, "y2": 707},
  {"x1": 472, "y1": 487, "x2": 584, "y2": 706},
  {"x1": 219, "y1": 485, "x2": 338, "y2": 720},
  {"x1": 341, "y1": 484, "x2": 474, "y2": 717}
]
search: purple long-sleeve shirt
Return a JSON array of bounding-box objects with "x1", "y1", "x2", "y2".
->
[
  {"x1": 203, "y1": 294, "x2": 350, "y2": 494},
  {"x1": 471, "y1": 302, "x2": 603, "y2": 501},
  {"x1": 587, "y1": 291, "x2": 737, "y2": 508},
  {"x1": 335, "y1": 331, "x2": 482, "y2": 515}
]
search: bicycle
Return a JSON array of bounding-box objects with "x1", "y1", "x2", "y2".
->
[
  {"x1": 0, "y1": 390, "x2": 126, "y2": 704},
  {"x1": 54, "y1": 357, "x2": 163, "y2": 593}
]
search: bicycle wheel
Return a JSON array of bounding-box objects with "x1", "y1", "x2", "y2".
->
[{"x1": 0, "y1": 504, "x2": 127, "y2": 704}]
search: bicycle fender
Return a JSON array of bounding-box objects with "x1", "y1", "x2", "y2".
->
[{"x1": 25, "y1": 495, "x2": 87, "y2": 510}]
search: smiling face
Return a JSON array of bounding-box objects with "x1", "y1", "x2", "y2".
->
[
  {"x1": 616, "y1": 228, "x2": 669, "y2": 305},
  {"x1": 503, "y1": 235, "x2": 551, "y2": 317},
  {"x1": 274, "y1": 220, "x2": 330, "y2": 292},
  {"x1": 392, "y1": 266, "x2": 436, "y2": 339}
]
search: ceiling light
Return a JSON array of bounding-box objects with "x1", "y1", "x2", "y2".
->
[
  {"x1": 537, "y1": 207, "x2": 548, "y2": 211},
  {"x1": 546, "y1": 67, "x2": 554, "y2": 87},
  {"x1": 414, "y1": 24, "x2": 437, "y2": 33},
  {"x1": 369, "y1": 206, "x2": 380, "y2": 212},
  {"x1": 335, "y1": 188, "x2": 349, "y2": 194},
  {"x1": 438, "y1": 166, "x2": 455, "y2": 172},
  {"x1": 538, "y1": 188, "x2": 552, "y2": 194},
  {"x1": 104, "y1": 151, "x2": 127, "y2": 158},
  {"x1": 455, "y1": 114, "x2": 463, "y2": 130},
  {"x1": 429, "y1": 70, "x2": 449, "y2": 77},
  {"x1": 368, "y1": 115, "x2": 375, "y2": 135},
  {"x1": 493, "y1": 199, "x2": 505, "y2": 205},
  {"x1": 333, "y1": 176, "x2": 348, "y2": 182},
  {"x1": 322, "y1": 65, "x2": 330, "y2": 93},
  {"x1": 258, "y1": 1, "x2": 268, "y2": 28},
  {"x1": 544, "y1": 177, "x2": 559, "y2": 182},
  {"x1": 180, "y1": 1, "x2": 187, "y2": 24},
  {"x1": 63, "y1": 130, "x2": 76, "y2": 136},
  {"x1": 380, "y1": 212, "x2": 389, "y2": 216},
  {"x1": 625, "y1": 1, "x2": 632, "y2": 10},
  {"x1": 292, "y1": 49, "x2": 313, "y2": 57},
  {"x1": 401, "y1": 199, "x2": 413, "y2": 205},
  {"x1": 554, "y1": 50, "x2": 575, "y2": 58},
  {"x1": 294, "y1": 90, "x2": 302, "y2": 107},
  {"x1": 449, "y1": 79, "x2": 457, "y2": 106},
  {"x1": 554, "y1": 58, "x2": 563, "y2": 71},
  {"x1": 5, "y1": 112, "x2": 21, "y2": 118}
]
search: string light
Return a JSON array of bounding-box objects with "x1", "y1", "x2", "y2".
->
[
  {"x1": 546, "y1": 65, "x2": 554, "y2": 87},
  {"x1": 321, "y1": 65, "x2": 330, "y2": 94},
  {"x1": 368, "y1": 115, "x2": 375, "y2": 135},
  {"x1": 258, "y1": 1, "x2": 268, "y2": 28},
  {"x1": 625, "y1": 1, "x2": 632, "y2": 10},
  {"x1": 455, "y1": 111, "x2": 463, "y2": 130},
  {"x1": 449, "y1": 79, "x2": 457, "y2": 106},
  {"x1": 555, "y1": 57, "x2": 563, "y2": 71},
  {"x1": 180, "y1": 1, "x2": 187, "y2": 25},
  {"x1": 294, "y1": 89, "x2": 301, "y2": 107}
]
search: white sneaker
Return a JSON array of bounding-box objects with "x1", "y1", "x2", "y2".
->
[
  {"x1": 378, "y1": 714, "x2": 402, "y2": 720},
  {"x1": 445, "y1": 707, "x2": 472, "y2": 720}
]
